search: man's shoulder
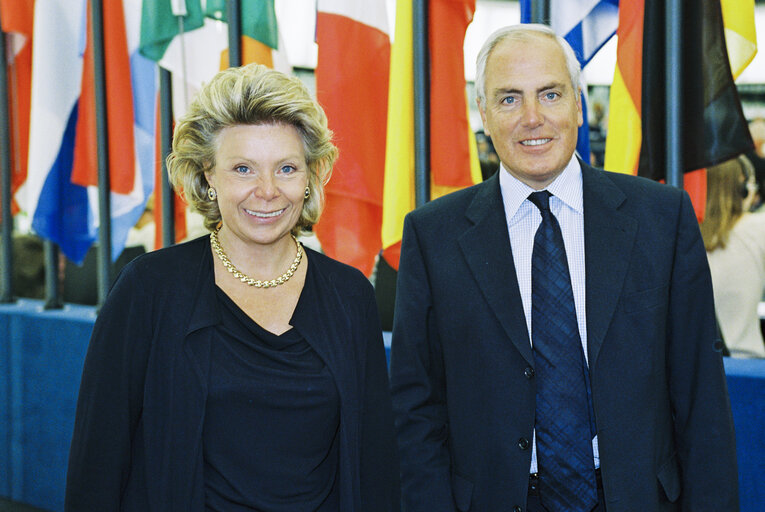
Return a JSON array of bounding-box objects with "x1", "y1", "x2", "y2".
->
[
  {"x1": 586, "y1": 165, "x2": 684, "y2": 204},
  {"x1": 408, "y1": 179, "x2": 492, "y2": 224}
]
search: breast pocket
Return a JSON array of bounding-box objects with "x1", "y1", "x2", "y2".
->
[{"x1": 622, "y1": 285, "x2": 669, "y2": 314}]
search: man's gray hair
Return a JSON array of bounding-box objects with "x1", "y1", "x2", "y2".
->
[{"x1": 474, "y1": 24, "x2": 582, "y2": 103}]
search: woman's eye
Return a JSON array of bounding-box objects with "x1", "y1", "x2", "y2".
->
[
  {"x1": 235, "y1": 165, "x2": 250, "y2": 174},
  {"x1": 278, "y1": 165, "x2": 297, "y2": 175}
]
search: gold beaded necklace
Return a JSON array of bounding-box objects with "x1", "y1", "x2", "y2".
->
[{"x1": 210, "y1": 227, "x2": 303, "y2": 288}]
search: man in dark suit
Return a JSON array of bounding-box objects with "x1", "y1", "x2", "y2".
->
[{"x1": 390, "y1": 24, "x2": 738, "y2": 512}]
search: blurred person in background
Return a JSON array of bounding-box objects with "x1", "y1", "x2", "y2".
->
[
  {"x1": 702, "y1": 154, "x2": 765, "y2": 358},
  {"x1": 746, "y1": 118, "x2": 765, "y2": 211}
]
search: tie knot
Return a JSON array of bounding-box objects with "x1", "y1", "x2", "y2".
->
[{"x1": 528, "y1": 190, "x2": 552, "y2": 212}]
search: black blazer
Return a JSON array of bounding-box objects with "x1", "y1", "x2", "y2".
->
[
  {"x1": 390, "y1": 163, "x2": 738, "y2": 511},
  {"x1": 65, "y1": 235, "x2": 399, "y2": 511}
]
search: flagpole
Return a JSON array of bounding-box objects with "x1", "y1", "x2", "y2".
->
[
  {"x1": 665, "y1": 0, "x2": 682, "y2": 188},
  {"x1": 0, "y1": 29, "x2": 14, "y2": 303},
  {"x1": 227, "y1": 0, "x2": 242, "y2": 67},
  {"x1": 91, "y1": 0, "x2": 113, "y2": 307},
  {"x1": 531, "y1": 0, "x2": 550, "y2": 24},
  {"x1": 413, "y1": 0, "x2": 430, "y2": 208},
  {"x1": 42, "y1": 241, "x2": 62, "y2": 309},
  {"x1": 160, "y1": 68, "x2": 176, "y2": 248}
]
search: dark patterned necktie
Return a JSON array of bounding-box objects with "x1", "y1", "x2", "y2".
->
[{"x1": 528, "y1": 191, "x2": 597, "y2": 512}]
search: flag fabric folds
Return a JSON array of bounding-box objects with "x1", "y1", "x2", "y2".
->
[
  {"x1": 207, "y1": 0, "x2": 288, "y2": 70},
  {"x1": 548, "y1": 0, "x2": 618, "y2": 67},
  {"x1": 23, "y1": 0, "x2": 91, "y2": 262},
  {"x1": 138, "y1": 0, "x2": 204, "y2": 62},
  {"x1": 381, "y1": 0, "x2": 481, "y2": 271},
  {"x1": 23, "y1": 0, "x2": 155, "y2": 264},
  {"x1": 603, "y1": 0, "x2": 643, "y2": 174},
  {"x1": 72, "y1": 0, "x2": 138, "y2": 195},
  {"x1": 721, "y1": 0, "x2": 757, "y2": 80},
  {"x1": 314, "y1": 0, "x2": 391, "y2": 276},
  {"x1": 139, "y1": 0, "x2": 213, "y2": 248},
  {"x1": 605, "y1": 0, "x2": 753, "y2": 180},
  {"x1": 0, "y1": 0, "x2": 34, "y2": 217},
  {"x1": 140, "y1": 0, "x2": 226, "y2": 118}
]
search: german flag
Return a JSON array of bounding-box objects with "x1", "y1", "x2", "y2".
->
[
  {"x1": 721, "y1": 0, "x2": 757, "y2": 80},
  {"x1": 605, "y1": 0, "x2": 753, "y2": 191},
  {"x1": 381, "y1": 0, "x2": 482, "y2": 271}
]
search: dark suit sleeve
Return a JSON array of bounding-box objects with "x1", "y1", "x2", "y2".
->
[
  {"x1": 65, "y1": 264, "x2": 151, "y2": 511},
  {"x1": 390, "y1": 214, "x2": 457, "y2": 511},
  {"x1": 358, "y1": 285, "x2": 401, "y2": 511},
  {"x1": 667, "y1": 192, "x2": 738, "y2": 510}
]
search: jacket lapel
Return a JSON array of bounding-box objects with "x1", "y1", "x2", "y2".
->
[
  {"x1": 581, "y1": 164, "x2": 638, "y2": 368},
  {"x1": 458, "y1": 174, "x2": 534, "y2": 365},
  {"x1": 184, "y1": 238, "x2": 220, "y2": 384}
]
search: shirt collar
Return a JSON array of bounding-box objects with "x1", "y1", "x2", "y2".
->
[{"x1": 499, "y1": 155, "x2": 583, "y2": 222}]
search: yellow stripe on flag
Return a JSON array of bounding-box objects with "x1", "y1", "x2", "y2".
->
[
  {"x1": 604, "y1": 66, "x2": 642, "y2": 175},
  {"x1": 382, "y1": 1, "x2": 481, "y2": 251},
  {"x1": 721, "y1": 0, "x2": 757, "y2": 79},
  {"x1": 381, "y1": 0, "x2": 414, "y2": 251},
  {"x1": 220, "y1": 36, "x2": 275, "y2": 68}
]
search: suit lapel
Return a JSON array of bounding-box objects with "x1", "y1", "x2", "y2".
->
[
  {"x1": 582, "y1": 164, "x2": 638, "y2": 368},
  {"x1": 458, "y1": 174, "x2": 534, "y2": 365}
]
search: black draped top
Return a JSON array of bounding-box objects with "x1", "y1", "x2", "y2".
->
[{"x1": 203, "y1": 282, "x2": 340, "y2": 511}]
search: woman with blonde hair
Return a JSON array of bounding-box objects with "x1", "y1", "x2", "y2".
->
[
  {"x1": 702, "y1": 154, "x2": 765, "y2": 358},
  {"x1": 66, "y1": 64, "x2": 399, "y2": 511}
]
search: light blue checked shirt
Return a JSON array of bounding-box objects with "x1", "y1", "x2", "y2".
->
[{"x1": 498, "y1": 155, "x2": 600, "y2": 473}]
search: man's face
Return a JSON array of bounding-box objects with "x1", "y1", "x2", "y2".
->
[{"x1": 478, "y1": 34, "x2": 583, "y2": 190}]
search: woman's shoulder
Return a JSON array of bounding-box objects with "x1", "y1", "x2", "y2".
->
[
  {"x1": 741, "y1": 210, "x2": 765, "y2": 222},
  {"x1": 117, "y1": 235, "x2": 209, "y2": 284},
  {"x1": 305, "y1": 247, "x2": 373, "y2": 294},
  {"x1": 735, "y1": 212, "x2": 765, "y2": 234}
]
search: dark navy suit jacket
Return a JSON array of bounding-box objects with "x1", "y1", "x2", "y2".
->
[
  {"x1": 390, "y1": 163, "x2": 738, "y2": 511},
  {"x1": 65, "y1": 235, "x2": 399, "y2": 511}
]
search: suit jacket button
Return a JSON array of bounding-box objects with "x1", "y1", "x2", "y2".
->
[
  {"x1": 513, "y1": 506, "x2": 523, "y2": 512},
  {"x1": 524, "y1": 366, "x2": 535, "y2": 379},
  {"x1": 518, "y1": 437, "x2": 529, "y2": 450}
]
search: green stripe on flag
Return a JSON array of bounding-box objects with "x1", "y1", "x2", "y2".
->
[
  {"x1": 205, "y1": 0, "x2": 278, "y2": 50},
  {"x1": 139, "y1": 0, "x2": 206, "y2": 62}
]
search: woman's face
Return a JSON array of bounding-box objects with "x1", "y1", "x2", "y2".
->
[{"x1": 205, "y1": 123, "x2": 308, "y2": 251}]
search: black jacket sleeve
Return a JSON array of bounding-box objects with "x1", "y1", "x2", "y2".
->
[{"x1": 65, "y1": 263, "x2": 152, "y2": 511}]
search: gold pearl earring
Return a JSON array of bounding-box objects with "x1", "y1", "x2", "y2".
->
[
  {"x1": 304, "y1": 186, "x2": 310, "y2": 199},
  {"x1": 208, "y1": 187, "x2": 217, "y2": 201}
]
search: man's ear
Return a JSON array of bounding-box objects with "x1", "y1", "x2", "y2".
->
[{"x1": 477, "y1": 98, "x2": 490, "y2": 136}]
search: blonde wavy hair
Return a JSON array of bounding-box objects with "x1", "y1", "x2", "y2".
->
[
  {"x1": 701, "y1": 155, "x2": 755, "y2": 251},
  {"x1": 167, "y1": 63, "x2": 337, "y2": 235}
]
